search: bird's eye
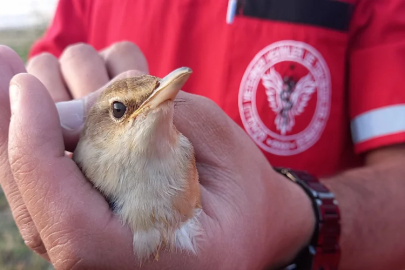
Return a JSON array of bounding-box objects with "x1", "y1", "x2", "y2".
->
[{"x1": 112, "y1": 101, "x2": 127, "y2": 119}]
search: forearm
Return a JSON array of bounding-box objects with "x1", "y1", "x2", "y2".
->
[{"x1": 322, "y1": 157, "x2": 405, "y2": 270}]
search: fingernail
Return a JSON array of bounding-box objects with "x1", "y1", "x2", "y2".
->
[
  {"x1": 55, "y1": 99, "x2": 84, "y2": 131},
  {"x1": 9, "y1": 84, "x2": 20, "y2": 112}
]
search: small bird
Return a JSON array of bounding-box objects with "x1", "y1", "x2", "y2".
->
[{"x1": 73, "y1": 67, "x2": 202, "y2": 262}]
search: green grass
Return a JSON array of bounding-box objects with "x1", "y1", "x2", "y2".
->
[
  {"x1": 0, "y1": 26, "x2": 47, "y2": 62},
  {"x1": 0, "y1": 190, "x2": 51, "y2": 270},
  {"x1": 0, "y1": 26, "x2": 53, "y2": 270}
]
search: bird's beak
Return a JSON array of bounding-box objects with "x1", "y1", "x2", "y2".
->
[
  {"x1": 131, "y1": 67, "x2": 192, "y2": 118},
  {"x1": 146, "y1": 67, "x2": 192, "y2": 109}
]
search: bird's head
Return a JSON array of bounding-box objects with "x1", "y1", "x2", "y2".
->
[{"x1": 80, "y1": 67, "x2": 192, "y2": 155}]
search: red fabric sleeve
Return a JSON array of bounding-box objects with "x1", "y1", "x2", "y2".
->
[
  {"x1": 349, "y1": 0, "x2": 405, "y2": 154},
  {"x1": 28, "y1": 0, "x2": 89, "y2": 59}
]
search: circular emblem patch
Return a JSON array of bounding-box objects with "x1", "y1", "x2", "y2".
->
[{"x1": 238, "y1": 40, "x2": 331, "y2": 156}]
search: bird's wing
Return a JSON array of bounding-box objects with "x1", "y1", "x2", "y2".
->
[
  {"x1": 261, "y1": 68, "x2": 283, "y2": 113},
  {"x1": 290, "y1": 73, "x2": 316, "y2": 116}
]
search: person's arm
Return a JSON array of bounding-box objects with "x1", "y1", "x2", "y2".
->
[
  {"x1": 29, "y1": 0, "x2": 88, "y2": 58},
  {"x1": 322, "y1": 145, "x2": 405, "y2": 270},
  {"x1": 317, "y1": 0, "x2": 405, "y2": 268}
]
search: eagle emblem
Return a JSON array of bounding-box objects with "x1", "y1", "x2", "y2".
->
[{"x1": 261, "y1": 68, "x2": 316, "y2": 135}]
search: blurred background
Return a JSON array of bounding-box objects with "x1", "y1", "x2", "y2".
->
[
  {"x1": 0, "y1": 1, "x2": 57, "y2": 268},
  {"x1": 0, "y1": 0, "x2": 56, "y2": 61}
]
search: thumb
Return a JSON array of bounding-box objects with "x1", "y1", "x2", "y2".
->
[
  {"x1": 8, "y1": 73, "x2": 138, "y2": 269},
  {"x1": 56, "y1": 70, "x2": 146, "y2": 151}
]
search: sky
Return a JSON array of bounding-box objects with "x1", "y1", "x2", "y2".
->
[{"x1": 0, "y1": 0, "x2": 58, "y2": 29}]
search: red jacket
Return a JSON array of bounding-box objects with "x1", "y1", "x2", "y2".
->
[{"x1": 29, "y1": 0, "x2": 405, "y2": 177}]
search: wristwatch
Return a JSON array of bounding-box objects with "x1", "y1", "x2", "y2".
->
[{"x1": 274, "y1": 167, "x2": 341, "y2": 270}]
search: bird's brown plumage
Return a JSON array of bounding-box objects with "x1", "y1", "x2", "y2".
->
[{"x1": 73, "y1": 68, "x2": 202, "y2": 262}]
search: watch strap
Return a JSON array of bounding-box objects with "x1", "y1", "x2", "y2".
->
[{"x1": 274, "y1": 167, "x2": 341, "y2": 270}]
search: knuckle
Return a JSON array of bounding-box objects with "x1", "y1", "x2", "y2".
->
[
  {"x1": 27, "y1": 52, "x2": 57, "y2": 71},
  {"x1": 60, "y1": 43, "x2": 96, "y2": 62},
  {"x1": 110, "y1": 40, "x2": 141, "y2": 55},
  {"x1": 12, "y1": 211, "x2": 47, "y2": 255},
  {"x1": 107, "y1": 41, "x2": 148, "y2": 71},
  {"x1": 24, "y1": 231, "x2": 46, "y2": 254},
  {"x1": 50, "y1": 238, "x2": 86, "y2": 270}
]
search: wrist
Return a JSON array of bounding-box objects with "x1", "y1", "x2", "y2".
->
[
  {"x1": 274, "y1": 168, "x2": 341, "y2": 270},
  {"x1": 266, "y1": 170, "x2": 316, "y2": 269}
]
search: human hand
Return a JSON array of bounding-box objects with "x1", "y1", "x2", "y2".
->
[
  {"x1": 1, "y1": 43, "x2": 315, "y2": 269},
  {"x1": 26, "y1": 42, "x2": 149, "y2": 150}
]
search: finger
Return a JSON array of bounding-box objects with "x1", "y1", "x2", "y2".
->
[
  {"x1": 100, "y1": 41, "x2": 149, "y2": 78},
  {"x1": 60, "y1": 43, "x2": 109, "y2": 99},
  {"x1": 0, "y1": 46, "x2": 49, "y2": 260},
  {"x1": 173, "y1": 91, "x2": 241, "y2": 164},
  {"x1": 8, "y1": 73, "x2": 137, "y2": 268},
  {"x1": 57, "y1": 69, "x2": 146, "y2": 151},
  {"x1": 26, "y1": 53, "x2": 71, "y2": 102}
]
